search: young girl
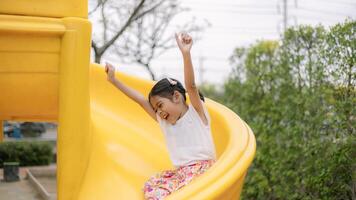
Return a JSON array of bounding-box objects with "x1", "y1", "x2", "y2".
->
[{"x1": 105, "y1": 33, "x2": 216, "y2": 200}]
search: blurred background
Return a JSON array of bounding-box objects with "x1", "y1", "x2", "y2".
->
[
  {"x1": 1, "y1": 0, "x2": 354, "y2": 199},
  {"x1": 88, "y1": 0, "x2": 355, "y2": 199}
]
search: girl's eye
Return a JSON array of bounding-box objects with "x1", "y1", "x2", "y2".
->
[{"x1": 158, "y1": 103, "x2": 162, "y2": 108}]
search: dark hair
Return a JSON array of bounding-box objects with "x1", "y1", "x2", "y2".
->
[{"x1": 148, "y1": 78, "x2": 205, "y2": 103}]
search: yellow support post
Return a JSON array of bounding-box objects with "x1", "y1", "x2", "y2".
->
[{"x1": 56, "y1": 18, "x2": 92, "y2": 200}]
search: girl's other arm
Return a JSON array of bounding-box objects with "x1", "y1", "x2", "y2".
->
[
  {"x1": 175, "y1": 33, "x2": 208, "y2": 125},
  {"x1": 105, "y1": 63, "x2": 157, "y2": 121}
]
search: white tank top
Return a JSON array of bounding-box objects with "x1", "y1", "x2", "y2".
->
[{"x1": 156, "y1": 102, "x2": 217, "y2": 168}]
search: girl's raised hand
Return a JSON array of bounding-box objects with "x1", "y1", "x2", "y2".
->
[
  {"x1": 175, "y1": 32, "x2": 193, "y2": 54},
  {"x1": 105, "y1": 62, "x2": 116, "y2": 83}
]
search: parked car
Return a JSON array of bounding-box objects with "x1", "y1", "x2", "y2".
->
[
  {"x1": 20, "y1": 122, "x2": 46, "y2": 137},
  {"x1": 3, "y1": 122, "x2": 21, "y2": 138},
  {"x1": 3, "y1": 121, "x2": 14, "y2": 137}
]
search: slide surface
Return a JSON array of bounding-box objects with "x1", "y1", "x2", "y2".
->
[{"x1": 76, "y1": 64, "x2": 256, "y2": 199}]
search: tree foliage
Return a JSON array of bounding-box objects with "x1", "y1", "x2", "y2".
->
[{"x1": 202, "y1": 20, "x2": 355, "y2": 199}]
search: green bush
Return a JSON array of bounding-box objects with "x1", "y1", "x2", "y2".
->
[{"x1": 0, "y1": 141, "x2": 53, "y2": 167}]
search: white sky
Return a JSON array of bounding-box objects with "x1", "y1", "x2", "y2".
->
[{"x1": 92, "y1": 0, "x2": 356, "y2": 86}]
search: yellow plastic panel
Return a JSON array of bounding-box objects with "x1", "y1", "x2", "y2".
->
[
  {"x1": 0, "y1": 73, "x2": 59, "y2": 120},
  {"x1": 0, "y1": 14, "x2": 93, "y2": 199},
  {"x1": 0, "y1": 15, "x2": 64, "y2": 121},
  {"x1": 0, "y1": 0, "x2": 88, "y2": 18}
]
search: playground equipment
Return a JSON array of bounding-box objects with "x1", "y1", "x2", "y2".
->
[{"x1": 0, "y1": 1, "x2": 255, "y2": 199}]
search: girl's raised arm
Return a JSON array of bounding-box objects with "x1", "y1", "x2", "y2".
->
[
  {"x1": 175, "y1": 33, "x2": 208, "y2": 125},
  {"x1": 105, "y1": 63, "x2": 157, "y2": 121}
]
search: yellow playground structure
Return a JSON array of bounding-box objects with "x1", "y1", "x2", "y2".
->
[{"x1": 0, "y1": 1, "x2": 255, "y2": 199}]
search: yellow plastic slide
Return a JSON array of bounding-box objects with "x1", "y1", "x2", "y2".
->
[
  {"x1": 0, "y1": 1, "x2": 256, "y2": 199},
  {"x1": 78, "y1": 64, "x2": 256, "y2": 199}
]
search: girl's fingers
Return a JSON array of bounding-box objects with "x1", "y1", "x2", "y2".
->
[
  {"x1": 180, "y1": 33, "x2": 191, "y2": 44},
  {"x1": 105, "y1": 66, "x2": 108, "y2": 73},
  {"x1": 104, "y1": 63, "x2": 115, "y2": 75},
  {"x1": 175, "y1": 32, "x2": 192, "y2": 49},
  {"x1": 105, "y1": 65, "x2": 111, "y2": 73},
  {"x1": 183, "y1": 37, "x2": 191, "y2": 45}
]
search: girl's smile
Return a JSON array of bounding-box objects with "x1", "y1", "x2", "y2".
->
[{"x1": 150, "y1": 93, "x2": 188, "y2": 125}]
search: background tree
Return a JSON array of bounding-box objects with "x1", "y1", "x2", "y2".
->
[
  {"x1": 89, "y1": 0, "x2": 208, "y2": 80},
  {"x1": 201, "y1": 20, "x2": 355, "y2": 199}
]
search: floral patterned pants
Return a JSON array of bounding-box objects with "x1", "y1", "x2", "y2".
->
[{"x1": 143, "y1": 160, "x2": 215, "y2": 200}]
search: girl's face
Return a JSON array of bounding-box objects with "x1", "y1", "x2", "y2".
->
[{"x1": 150, "y1": 91, "x2": 185, "y2": 125}]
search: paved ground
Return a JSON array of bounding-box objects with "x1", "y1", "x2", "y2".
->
[
  {"x1": 0, "y1": 164, "x2": 57, "y2": 200},
  {"x1": 0, "y1": 166, "x2": 44, "y2": 200},
  {"x1": 0, "y1": 179, "x2": 43, "y2": 200},
  {"x1": 36, "y1": 176, "x2": 57, "y2": 194}
]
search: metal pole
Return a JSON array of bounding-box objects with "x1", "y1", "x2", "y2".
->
[{"x1": 283, "y1": 0, "x2": 288, "y2": 32}]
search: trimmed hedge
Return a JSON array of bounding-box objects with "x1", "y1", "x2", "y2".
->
[{"x1": 0, "y1": 141, "x2": 53, "y2": 167}]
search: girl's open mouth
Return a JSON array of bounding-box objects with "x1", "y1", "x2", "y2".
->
[{"x1": 163, "y1": 113, "x2": 169, "y2": 120}]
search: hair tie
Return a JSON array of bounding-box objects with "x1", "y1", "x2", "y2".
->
[{"x1": 167, "y1": 78, "x2": 177, "y2": 86}]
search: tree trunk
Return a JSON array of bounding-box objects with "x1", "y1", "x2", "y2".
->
[
  {"x1": 95, "y1": 52, "x2": 102, "y2": 64},
  {"x1": 144, "y1": 63, "x2": 156, "y2": 80}
]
